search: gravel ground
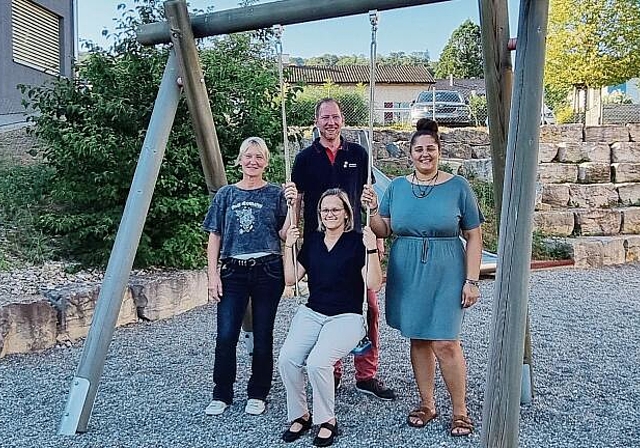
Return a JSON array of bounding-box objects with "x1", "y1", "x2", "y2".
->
[
  {"x1": 1, "y1": 264, "x2": 639, "y2": 448},
  {"x1": 0, "y1": 262, "x2": 170, "y2": 305},
  {"x1": 0, "y1": 262, "x2": 101, "y2": 304}
]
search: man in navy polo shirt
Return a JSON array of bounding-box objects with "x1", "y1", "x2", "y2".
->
[{"x1": 291, "y1": 98, "x2": 395, "y2": 401}]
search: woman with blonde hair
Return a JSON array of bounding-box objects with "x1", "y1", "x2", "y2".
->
[{"x1": 203, "y1": 137, "x2": 296, "y2": 417}]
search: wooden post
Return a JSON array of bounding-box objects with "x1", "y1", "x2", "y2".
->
[
  {"x1": 478, "y1": 0, "x2": 534, "y2": 404},
  {"x1": 477, "y1": 0, "x2": 512, "y2": 223},
  {"x1": 164, "y1": 0, "x2": 227, "y2": 194},
  {"x1": 481, "y1": 1, "x2": 549, "y2": 447},
  {"x1": 58, "y1": 51, "x2": 182, "y2": 435},
  {"x1": 138, "y1": 0, "x2": 450, "y2": 45}
]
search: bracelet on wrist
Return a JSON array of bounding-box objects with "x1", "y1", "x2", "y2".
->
[
  {"x1": 465, "y1": 278, "x2": 480, "y2": 286},
  {"x1": 369, "y1": 207, "x2": 379, "y2": 217},
  {"x1": 366, "y1": 248, "x2": 378, "y2": 254},
  {"x1": 285, "y1": 244, "x2": 294, "y2": 248}
]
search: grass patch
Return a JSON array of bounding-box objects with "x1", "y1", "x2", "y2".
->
[
  {"x1": 0, "y1": 159, "x2": 58, "y2": 269},
  {"x1": 469, "y1": 178, "x2": 499, "y2": 254}
]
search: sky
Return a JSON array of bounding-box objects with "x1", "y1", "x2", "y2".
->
[{"x1": 78, "y1": 0, "x2": 520, "y2": 60}]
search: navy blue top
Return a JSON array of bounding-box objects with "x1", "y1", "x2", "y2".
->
[
  {"x1": 292, "y1": 137, "x2": 371, "y2": 237},
  {"x1": 202, "y1": 184, "x2": 287, "y2": 258},
  {"x1": 298, "y1": 230, "x2": 366, "y2": 316}
]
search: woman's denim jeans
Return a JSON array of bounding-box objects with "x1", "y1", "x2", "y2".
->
[{"x1": 212, "y1": 255, "x2": 284, "y2": 404}]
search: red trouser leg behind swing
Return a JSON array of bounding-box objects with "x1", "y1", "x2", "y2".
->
[{"x1": 333, "y1": 289, "x2": 379, "y2": 382}]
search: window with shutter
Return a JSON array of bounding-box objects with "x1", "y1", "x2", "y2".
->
[{"x1": 11, "y1": 0, "x2": 61, "y2": 74}]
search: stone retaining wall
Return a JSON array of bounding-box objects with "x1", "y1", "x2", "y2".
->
[
  {"x1": 533, "y1": 124, "x2": 640, "y2": 267},
  {"x1": 0, "y1": 270, "x2": 208, "y2": 358}
]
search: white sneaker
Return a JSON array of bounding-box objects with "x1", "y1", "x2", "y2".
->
[
  {"x1": 245, "y1": 398, "x2": 266, "y2": 415},
  {"x1": 204, "y1": 400, "x2": 228, "y2": 416}
]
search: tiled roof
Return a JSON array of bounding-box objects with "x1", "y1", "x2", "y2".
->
[{"x1": 287, "y1": 65, "x2": 435, "y2": 85}]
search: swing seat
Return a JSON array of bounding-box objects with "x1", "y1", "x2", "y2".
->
[{"x1": 351, "y1": 336, "x2": 372, "y2": 356}]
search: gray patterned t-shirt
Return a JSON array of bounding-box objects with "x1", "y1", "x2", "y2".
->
[{"x1": 202, "y1": 184, "x2": 287, "y2": 258}]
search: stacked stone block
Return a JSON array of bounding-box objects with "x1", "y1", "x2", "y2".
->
[{"x1": 536, "y1": 123, "x2": 640, "y2": 268}]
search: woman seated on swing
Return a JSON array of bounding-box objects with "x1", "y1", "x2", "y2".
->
[{"x1": 278, "y1": 188, "x2": 382, "y2": 447}]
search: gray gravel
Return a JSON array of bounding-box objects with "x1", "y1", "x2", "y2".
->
[
  {"x1": 1, "y1": 264, "x2": 639, "y2": 447},
  {"x1": 0, "y1": 261, "x2": 171, "y2": 305}
]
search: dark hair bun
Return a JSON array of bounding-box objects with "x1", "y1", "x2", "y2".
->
[{"x1": 416, "y1": 118, "x2": 439, "y2": 133}]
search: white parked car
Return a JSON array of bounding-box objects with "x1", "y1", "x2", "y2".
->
[
  {"x1": 485, "y1": 104, "x2": 556, "y2": 126},
  {"x1": 541, "y1": 104, "x2": 556, "y2": 125},
  {"x1": 410, "y1": 90, "x2": 472, "y2": 127}
]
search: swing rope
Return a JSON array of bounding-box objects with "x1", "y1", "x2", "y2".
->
[
  {"x1": 275, "y1": 25, "x2": 301, "y2": 298},
  {"x1": 352, "y1": 10, "x2": 379, "y2": 356}
]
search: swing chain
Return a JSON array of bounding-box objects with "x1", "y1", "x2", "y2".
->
[
  {"x1": 274, "y1": 24, "x2": 284, "y2": 52},
  {"x1": 352, "y1": 10, "x2": 380, "y2": 358},
  {"x1": 274, "y1": 25, "x2": 290, "y2": 179},
  {"x1": 369, "y1": 9, "x2": 379, "y2": 29}
]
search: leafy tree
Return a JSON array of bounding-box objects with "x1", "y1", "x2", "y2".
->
[
  {"x1": 305, "y1": 54, "x2": 340, "y2": 66},
  {"x1": 469, "y1": 95, "x2": 488, "y2": 126},
  {"x1": 289, "y1": 56, "x2": 306, "y2": 66},
  {"x1": 545, "y1": 0, "x2": 640, "y2": 91},
  {"x1": 20, "y1": 0, "x2": 289, "y2": 268},
  {"x1": 294, "y1": 52, "x2": 431, "y2": 67},
  {"x1": 378, "y1": 51, "x2": 430, "y2": 66},
  {"x1": 603, "y1": 91, "x2": 633, "y2": 105},
  {"x1": 434, "y1": 19, "x2": 483, "y2": 79},
  {"x1": 336, "y1": 54, "x2": 369, "y2": 65}
]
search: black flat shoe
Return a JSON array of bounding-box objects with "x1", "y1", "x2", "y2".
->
[
  {"x1": 313, "y1": 421, "x2": 338, "y2": 447},
  {"x1": 282, "y1": 415, "x2": 312, "y2": 443}
]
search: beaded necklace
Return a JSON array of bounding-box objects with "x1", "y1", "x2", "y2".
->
[{"x1": 410, "y1": 170, "x2": 439, "y2": 199}]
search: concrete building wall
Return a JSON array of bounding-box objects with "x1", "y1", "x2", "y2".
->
[
  {"x1": 0, "y1": 0, "x2": 75, "y2": 124},
  {"x1": 370, "y1": 84, "x2": 428, "y2": 124}
]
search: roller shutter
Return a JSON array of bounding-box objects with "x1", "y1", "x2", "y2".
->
[{"x1": 12, "y1": 0, "x2": 61, "y2": 74}]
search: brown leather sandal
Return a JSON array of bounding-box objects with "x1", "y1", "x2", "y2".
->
[
  {"x1": 407, "y1": 407, "x2": 438, "y2": 428},
  {"x1": 450, "y1": 414, "x2": 474, "y2": 436}
]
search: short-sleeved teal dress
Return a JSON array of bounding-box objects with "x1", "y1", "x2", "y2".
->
[{"x1": 380, "y1": 174, "x2": 484, "y2": 340}]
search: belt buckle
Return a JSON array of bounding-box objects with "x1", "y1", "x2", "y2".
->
[{"x1": 247, "y1": 258, "x2": 257, "y2": 267}]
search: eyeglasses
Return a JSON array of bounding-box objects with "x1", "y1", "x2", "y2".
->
[{"x1": 320, "y1": 207, "x2": 344, "y2": 216}]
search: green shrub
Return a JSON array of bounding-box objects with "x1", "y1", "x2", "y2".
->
[
  {"x1": 531, "y1": 233, "x2": 572, "y2": 261},
  {"x1": 469, "y1": 95, "x2": 488, "y2": 127},
  {"x1": 0, "y1": 161, "x2": 57, "y2": 268},
  {"x1": 20, "y1": 1, "x2": 290, "y2": 268},
  {"x1": 469, "y1": 179, "x2": 498, "y2": 253}
]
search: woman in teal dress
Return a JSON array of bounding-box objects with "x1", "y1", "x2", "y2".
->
[{"x1": 363, "y1": 118, "x2": 483, "y2": 437}]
